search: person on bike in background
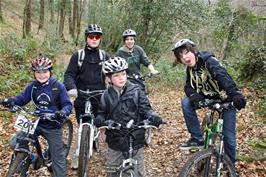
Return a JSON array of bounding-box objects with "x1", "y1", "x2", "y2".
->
[
  {"x1": 63, "y1": 24, "x2": 110, "y2": 169},
  {"x1": 116, "y1": 29, "x2": 159, "y2": 90},
  {"x1": 94, "y1": 57, "x2": 163, "y2": 177},
  {"x1": 2, "y1": 54, "x2": 72, "y2": 177},
  {"x1": 172, "y1": 39, "x2": 246, "y2": 166}
]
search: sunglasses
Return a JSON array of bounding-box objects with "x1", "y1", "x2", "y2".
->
[{"x1": 88, "y1": 34, "x2": 101, "y2": 40}]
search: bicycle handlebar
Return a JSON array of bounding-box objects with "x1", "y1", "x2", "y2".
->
[
  {"x1": 198, "y1": 99, "x2": 234, "y2": 110},
  {"x1": 129, "y1": 73, "x2": 160, "y2": 82}
]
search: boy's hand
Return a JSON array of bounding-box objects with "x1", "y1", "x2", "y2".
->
[
  {"x1": 2, "y1": 97, "x2": 15, "y2": 108},
  {"x1": 55, "y1": 111, "x2": 66, "y2": 121},
  {"x1": 67, "y1": 89, "x2": 78, "y2": 99},
  {"x1": 231, "y1": 93, "x2": 246, "y2": 110},
  {"x1": 148, "y1": 115, "x2": 163, "y2": 127},
  {"x1": 189, "y1": 93, "x2": 205, "y2": 109}
]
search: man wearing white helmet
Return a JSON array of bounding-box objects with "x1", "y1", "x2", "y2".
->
[
  {"x1": 116, "y1": 29, "x2": 159, "y2": 90},
  {"x1": 94, "y1": 57, "x2": 163, "y2": 177}
]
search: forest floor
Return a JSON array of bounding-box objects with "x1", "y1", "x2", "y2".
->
[{"x1": 0, "y1": 87, "x2": 265, "y2": 177}]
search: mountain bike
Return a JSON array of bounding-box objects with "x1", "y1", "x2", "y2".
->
[
  {"x1": 0, "y1": 103, "x2": 73, "y2": 177},
  {"x1": 178, "y1": 99, "x2": 237, "y2": 177},
  {"x1": 99, "y1": 119, "x2": 164, "y2": 177},
  {"x1": 72, "y1": 89, "x2": 104, "y2": 177}
]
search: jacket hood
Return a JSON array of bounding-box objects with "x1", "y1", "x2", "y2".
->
[{"x1": 194, "y1": 51, "x2": 215, "y2": 70}]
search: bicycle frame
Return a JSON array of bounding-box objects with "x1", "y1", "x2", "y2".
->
[{"x1": 200, "y1": 100, "x2": 233, "y2": 176}]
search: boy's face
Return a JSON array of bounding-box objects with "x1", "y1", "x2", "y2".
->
[
  {"x1": 179, "y1": 49, "x2": 196, "y2": 67},
  {"x1": 35, "y1": 70, "x2": 50, "y2": 83},
  {"x1": 124, "y1": 36, "x2": 135, "y2": 50},
  {"x1": 86, "y1": 34, "x2": 101, "y2": 48},
  {"x1": 110, "y1": 70, "x2": 127, "y2": 89}
]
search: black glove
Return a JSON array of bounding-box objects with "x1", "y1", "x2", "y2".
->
[
  {"x1": 231, "y1": 93, "x2": 246, "y2": 110},
  {"x1": 189, "y1": 93, "x2": 205, "y2": 109},
  {"x1": 2, "y1": 97, "x2": 15, "y2": 108},
  {"x1": 94, "y1": 118, "x2": 105, "y2": 127},
  {"x1": 148, "y1": 115, "x2": 163, "y2": 127},
  {"x1": 55, "y1": 111, "x2": 66, "y2": 122}
]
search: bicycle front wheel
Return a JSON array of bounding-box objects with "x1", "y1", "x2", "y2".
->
[
  {"x1": 178, "y1": 148, "x2": 237, "y2": 177},
  {"x1": 78, "y1": 124, "x2": 90, "y2": 177},
  {"x1": 62, "y1": 119, "x2": 73, "y2": 157},
  {"x1": 6, "y1": 152, "x2": 31, "y2": 177},
  {"x1": 120, "y1": 169, "x2": 137, "y2": 177}
]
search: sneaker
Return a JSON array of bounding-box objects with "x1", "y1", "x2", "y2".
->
[{"x1": 180, "y1": 138, "x2": 204, "y2": 150}]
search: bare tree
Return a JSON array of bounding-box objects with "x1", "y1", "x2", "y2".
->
[
  {"x1": 37, "y1": 0, "x2": 45, "y2": 33},
  {"x1": 72, "y1": 0, "x2": 78, "y2": 36},
  {"x1": 0, "y1": 0, "x2": 3, "y2": 22},
  {"x1": 58, "y1": 0, "x2": 67, "y2": 40},
  {"x1": 49, "y1": 0, "x2": 54, "y2": 23},
  {"x1": 23, "y1": 0, "x2": 32, "y2": 38},
  {"x1": 67, "y1": 0, "x2": 74, "y2": 38},
  {"x1": 75, "y1": 0, "x2": 86, "y2": 45}
]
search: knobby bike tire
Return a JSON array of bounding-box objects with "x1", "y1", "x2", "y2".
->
[
  {"x1": 78, "y1": 124, "x2": 90, "y2": 177},
  {"x1": 120, "y1": 168, "x2": 137, "y2": 177},
  {"x1": 62, "y1": 119, "x2": 73, "y2": 157},
  {"x1": 178, "y1": 148, "x2": 237, "y2": 177},
  {"x1": 6, "y1": 152, "x2": 31, "y2": 177}
]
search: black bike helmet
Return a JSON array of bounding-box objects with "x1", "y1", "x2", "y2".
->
[
  {"x1": 102, "y1": 57, "x2": 128, "y2": 75},
  {"x1": 85, "y1": 24, "x2": 103, "y2": 39},
  {"x1": 172, "y1": 39, "x2": 195, "y2": 51},
  {"x1": 31, "y1": 54, "x2": 53, "y2": 71}
]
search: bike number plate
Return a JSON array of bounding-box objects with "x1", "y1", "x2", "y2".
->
[{"x1": 14, "y1": 115, "x2": 39, "y2": 134}]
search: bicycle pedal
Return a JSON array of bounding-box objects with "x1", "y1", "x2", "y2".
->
[{"x1": 189, "y1": 148, "x2": 200, "y2": 153}]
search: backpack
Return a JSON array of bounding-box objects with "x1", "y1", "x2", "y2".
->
[
  {"x1": 77, "y1": 49, "x2": 106, "y2": 69},
  {"x1": 31, "y1": 81, "x2": 62, "y2": 110}
]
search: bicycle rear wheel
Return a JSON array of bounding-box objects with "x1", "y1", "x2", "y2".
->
[
  {"x1": 178, "y1": 148, "x2": 237, "y2": 177},
  {"x1": 78, "y1": 124, "x2": 90, "y2": 177},
  {"x1": 62, "y1": 119, "x2": 73, "y2": 157},
  {"x1": 6, "y1": 152, "x2": 31, "y2": 177}
]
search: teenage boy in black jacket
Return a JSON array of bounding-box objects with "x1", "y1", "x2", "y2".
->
[{"x1": 172, "y1": 39, "x2": 246, "y2": 166}]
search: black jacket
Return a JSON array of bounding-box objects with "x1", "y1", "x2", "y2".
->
[
  {"x1": 96, "y1": 81, "x2": 155, "y2": 151},
  {"x1": 184, "y1": 51, "x2": 239, "y2": 100},
  {"x1": 64, "y1": 47, "x2": 109, "y2": 91}
]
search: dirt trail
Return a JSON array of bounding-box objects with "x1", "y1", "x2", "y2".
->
[{"x1": 0, "y1": 87, "x2": 265, "y2": 176}]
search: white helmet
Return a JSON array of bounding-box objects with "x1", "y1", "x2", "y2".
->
[
  {"x1": 102, "y1": 57, "x2": 128, "y2": 75},
  {"x1": 122, "y1": 29, "x2": 137, "y2": 38},
  {"x1": 172, "y1": 39, "x2": 195, "y2": 51}
]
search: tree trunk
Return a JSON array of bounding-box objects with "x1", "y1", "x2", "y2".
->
[
  {"x1": 49, "y1": 0, "x2": 54, "y2": 23},
  {"x1": 75, "y1": 0, "x2": 86, "y2": 45},
  {"x1": 67, "y1": 0, "x2": 74, "y2": 38},
  {"x1": 23, "y1": 0, "x2": 32, "y2": 38},
  {"x1": 72, "y1": 0, "x2": 78, "y2": 36},
  {"x1": 37, "y1": 0, "x2": 44, "y2": 33},
  {"x1": 58, "y1": 0, "x2": 67, "y2": 41},
  {"x1": 0, "y1": 0, "x2": 3, "y2": 22}
]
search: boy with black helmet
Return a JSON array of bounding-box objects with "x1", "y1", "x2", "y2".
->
[
  {"x1": 94, "y1": 57, "x2": 163, "y2": 177},
  {"x1": 2, "y1": 53, "x2": 72, "y2": 177},
  {"x1": 63, "y1": 24, "x2": 110, "y2": 169},
  {"x1": 172, "y1": 39, "x2": 246, "y2": 166}
]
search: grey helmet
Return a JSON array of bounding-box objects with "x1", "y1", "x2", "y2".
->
[
  {"x1": 172, "y1": 39, "x2": 195, "y2": 51},
  {"x1": 122, "y1": 29, "x2": 137, "y2": 38},
  {"x1": 85, "y1": 24, "x2": 103, "y2": 36},
  {"x1": 102, "y1": 57, "x2": 128, "y2": 75}
]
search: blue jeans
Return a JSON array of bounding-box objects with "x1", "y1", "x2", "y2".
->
[{"x1": 181, "y1": 97, "x2": 237, "y2": 164}]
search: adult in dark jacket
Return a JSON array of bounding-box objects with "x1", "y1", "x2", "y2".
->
[
  {"x1": 172, "y1": 39, "x2": 246, "y2": 166},
  {"x1": 63, "y1": 24, "x2": 109, "y2": 169},
  {"x1": 2, "y1": 54, "x2": 72, "y2": 177},
  {"x1": 94, "y1": 57, "x2": 163, "y2": 177}
]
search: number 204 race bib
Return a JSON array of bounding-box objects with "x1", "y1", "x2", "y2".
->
[{"x1": 14, "y1": 114, "x2": 39, "y2": 134}]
